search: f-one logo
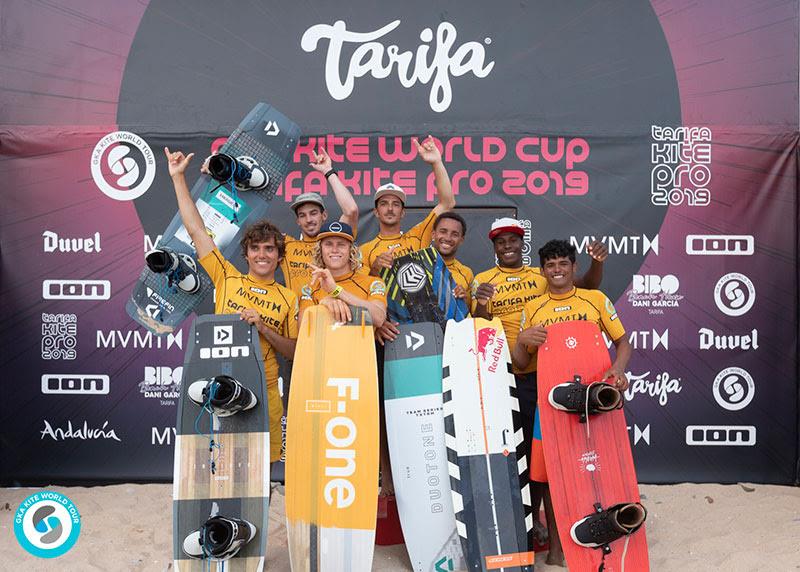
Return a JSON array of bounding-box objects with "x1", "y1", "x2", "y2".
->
[
  {"x1": 41, "y1": 375, "x2": 109, "y2": 395},
  {"x1": 714, "y1": 273, "x2": 755, "y2": 317},
  {"x1": 91, "y1": 131, "x2": 155, "y2": 201},
  {"x1": 324, "y1": 377, "x2": 360, "y2": 509},
  {"x1": 43, "y1": 280, "x2": 111, "y2": 300},
  {"x1": 686, "y1": 235, "x2": 754, "y2": 256},
  {"x1": 301, "y1": 20, "x2": 494, "y2": 113},
  {"x1": 713, "y1": 367, "x2": 755, "y2": 411},
  {"x1": 685, "y1": 425, "x2": 756, "y2": 446},
  {"x1": 632, "y1": 275, "x2": 679, "y2": 295}
]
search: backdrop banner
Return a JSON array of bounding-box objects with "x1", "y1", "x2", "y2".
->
[{"x1": 1, "y1": 0, "x2": 797, "y2": 484}]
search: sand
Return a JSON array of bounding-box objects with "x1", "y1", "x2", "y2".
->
[{"x1": 1, "y1": 482, "x2": 799, "y2": 571}]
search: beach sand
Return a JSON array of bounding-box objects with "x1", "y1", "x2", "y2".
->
[{"x1": 1, "y1": 482, "x2": 799, "y2": 571}]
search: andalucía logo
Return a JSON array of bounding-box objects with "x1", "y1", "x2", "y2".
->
[{"x1": 14, "y1": 491, "x2": 81, "y2": 558}]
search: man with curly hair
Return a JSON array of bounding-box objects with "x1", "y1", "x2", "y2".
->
[{"x1": 163, "y1": 147, "x2": 298, "y2": 466}]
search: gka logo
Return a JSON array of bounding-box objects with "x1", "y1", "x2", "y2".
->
[
  {"x1": 714, "y1": 273, "x2": 755, "y2": 316},
  {"x1": 397, "y1": 262, "x2": 427, "y2": 293},
  {"x1": 90, "y1": 131, "x2": 155, "y2": 201},
  {"x1": 712, "y1": 367, "x2": 755, "y2": 411},
  {"x1": 14, "y1": 491, "x2": 81, "y2": 559},
  {"x1": 301, "y1": 20, "x2": 494, "y2": 113}
]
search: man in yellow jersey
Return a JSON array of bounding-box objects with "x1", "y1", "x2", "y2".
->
[
  {"x1": 299, "y1": 221, "x2": 386, "y2": 327},
  {"x1": 162, "y1": 147, "x2": 298, "y2": 466},
  {"x1": 360, "y1": 135, "x2": 456, "y2": 276},
  {"x1": 511, "y1": 239, "x2": 631, "y2": 565},
  {"x1": 472, "y1": 217, "x2": 608, "y2": 553},
  {"x1": 280, "y1": 148, "x2": 360, "y2": 296}
]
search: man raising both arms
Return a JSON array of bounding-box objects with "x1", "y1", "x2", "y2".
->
[
  {"x1": 162, "y1": 147, "x2": 298, "y2": 469},
  {"x1": 472, "y1": 218, "x2": 608, "y2": 556},
  {"x1": 511, "y1": 239, "x2": 631, "y2": 566}
]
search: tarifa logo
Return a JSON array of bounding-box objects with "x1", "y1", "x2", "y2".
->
[
  {"x1": 14, "y1": 491, "x2": 81, "y2": 558},
  {"x1": 300, "y1": 20, "x2": 494, "y2": 113},
  {"x1": 624, "y1": 371, "x2": 682, "y2": 406},
  {"x1": 91, "y1": 131, "x2": 155, "y2": 201}
]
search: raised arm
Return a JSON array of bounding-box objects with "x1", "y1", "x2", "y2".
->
[
  {"x1": 310, "y1": 147, "x2": 359, "y2": 230},
  {"x1": 165, "y1": 147, "x2": 215, "y2": 259},
  {"x1": 415, "y1": 136, "x2": 455, "y2": 216},
  {"x1": 574, "y1": 240, "x2": 608, "y2": 289}
]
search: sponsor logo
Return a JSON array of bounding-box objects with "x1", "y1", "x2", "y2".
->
[
  {"x1": 519, "y1": 219, "x2": 533, "y2": 267},
  {"x1": 301, "y1": 20, "x2": 494, "y2": 113},
  {"x1": 578, "y1": 450, "x2": 600, "y2": 473},
  {"x1": 686, "y1": 234, "x2": 753, "y2": 256},
  {"x1": 624, "y1": 371, "x2": 682, "y2": 406},
  {"x1": 214, "y1": 326, "x2": 233, "y2": 345},
  {"x1": 143, "y1": 287, "x2": 175, "y2": 321},
  {"x1": 41, "y1": 375, "x2": 109, "y2": 395},
  {"x1": 40, "y1": 420, "x2": 121, "y2": 442},
  {"x1": 553, "y1": 305, "x2": 572, "y2": 312},
  {"x1": 43, "y1": 231, "x2": 101, "y2": 254},
  {"x1": 571, "y1": 234, "x2": 659, "y2": 256},
  {"x1": 14, "y1": 491, "x2": 81, "y2": 558},
  {"x1": 43, "y1": 279, "x2": 110, "y2": 301},
  {"x1": 470, "y1": 327, "x2": 497, "y2": 360},
  {"x1": 151, "y1": 426, "x2": 177, "y2": 446},
  {"x1": 699, "y1": 327, "x2": 758, "y2": 350},
  {"x1": 685, "y1": 425, "x2": 756, "y2": 446},
  {"x1": 91, "y1": 131, "x2": 155, "y2": 201},
  {"x1": 435, "y1": 556, "x2": 456, "y2": 571},
  {"x1": 199, "y1": 345, "x2": 249, "y2": 360},
  {"x1": 505, "y1": 276, "x2": 521, "y2": 282},
  {"x1": 300, "y1": 284, "x2": 313, "y2": 301},
  {"x1": 138, "y1": 367, "x2": 182, "y2": 406},
  {"x1": 651, "y1": 125, "x2": 711, "y2": 206},
  {"x1": 370, "y1": 279, "x2": 386, "y2": 296},
  {"x1": 627, "y1": 275, "x2": 682, "y2": 314},
  {"x1": 250, "y1": 286, "x2": 267, "y2": 295},
  {"x1": 96, "y1": 329, "x2": 183, "y2": 350},
  {"x1": 397, "y1": 262, "x2": 427, "y2": 293},
  {"x1": 41, "y1": 313, "x2": 77, "y2": 360},
  {"x1": 565, "y1": 336, "x2": 578, "y2": 350},
  {"x1": 405, "y1": 331, "x2": 425, "y2": 351},
  {"x1": 324, "y1": 377, "x2": 360, "y2": 509},
  {"x1": 712, "y1": 367, "x2": 755, "y2": 411},
  {"x1": 263, "y1": 120, "x2": 280, "y2": 136},
  {"x1": 714, "y1": 273, "x2": 755, "y2": 317},
  {"x1": 420, "y1": 422, "x2": 446, "y2": 514},
  {"x1": 627, "y1": 424, "x2": 651, "y2": 446},
  {"x1": 144, "y1": 234, "x2": 162, "y2": 253},
  {"x1": 604, "y1": 329, "x2": 669, "y2": 351}
]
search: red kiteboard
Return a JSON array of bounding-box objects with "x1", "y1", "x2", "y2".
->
[{"x1": 537, "y1": 321, "x2": 649, "y2": 571}]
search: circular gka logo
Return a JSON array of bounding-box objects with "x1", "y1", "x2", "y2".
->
[
  {"x1": 713, "y1": 367, "x2": 755, "y2": 411},
  {"x1": 91, "y1": 131, "x2": 155, "y2": 201},
  {"x1": 14, "y1": 491, "x2": 81, "y2": 558},
  {"x1": 714, "y1": 273, "x2": 755, "y2": 316},
  {"x1": 397, "y1": 262, "x2": 426, "y2": 293}
]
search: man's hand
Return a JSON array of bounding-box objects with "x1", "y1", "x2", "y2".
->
[
  {"x1": 588, "y1": 240, "x2": 609, "y2": 263},
  {"x1": 474, "y1": 283, "x2": 495, "y2": 306},
  {"x1": 320, "y1": 297, "x2": 352, "y2": 323},
  {"x1": 453, "y1": 285, "x2": 467, "y2": 300},
  {"x1": 370, "y1": 251, "x2": 394, "y2": 275},
  {"x1": 164, "y1": 147, "x2": 194, "y2": 178},
  {"x1": 239, "y1": 308, "x2": 265, "y2": 333},
  {"x1": 603, "y1": 367, "x2": 629, "y2": 391},
  {"x1": 375, "y1": 321, "x2": 400, "y2": 345},
  {"x1": 414, "y1": 135, "x2": 442, "y2": 165},
  {"x1": 309, "y1": 147, "x2": 333, "y2": 174},
  {"x1": 518, "y1": 325, "x2": 547, "y2": 348},
  {"x1": 309, "y1": 264, "x2": 337, "y2": 294}
]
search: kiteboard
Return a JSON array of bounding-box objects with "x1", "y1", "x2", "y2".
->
[
  {"x1": 442, "y1": 317, "x2": 534, "y2": 571},
  {"x1": 127, "y1": 102, "x2": 300, "y2": 335},
  {"x1": 284, "y1": 306, "x2": 379, "y2": 571},
  {"x1": 381, "y1": 246, "x2": 468, "y2": 329},
  {"x1": 537, "y1": 321, "x2": 649, "y2": 571},
  {"x1": 173, "y1": 314, "x2": 269, "y2": 570},
  {"x1": 384, "y1": 321, "x2": 465, "y2": 572}
]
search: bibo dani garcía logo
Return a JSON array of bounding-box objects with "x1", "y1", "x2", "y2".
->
[
  {"x1": 14, "y1": 491, "x2": 81, "y2": 558},
  {"x1": 91, "y1": 131, "x2": 155, "y2": 201}
]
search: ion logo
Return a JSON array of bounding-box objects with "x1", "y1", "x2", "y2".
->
[
  {"x1": 686, "y1": 234, "x2": 753, "y2": 256},
  {"x1": 41, "y1": 375, "x2": 109, "y2": 395},
  {"x1": 14, "y1": 491, "x2": 81, "y2": 558},
  {"x1": 712, "y1": 367, "x2": 755, "y2": 411},
  {"x1": 43, "y1": 279, "x2": 110, "y2": 300},
  {"x1": 397, "y1": 261, "x2": 427, "y2": 293},
  {"x1": 90, "y1": 131, "x2": 155, "y2": 201},
  {"x1": 714, "y1": 273, "x2": 755, "y2": 316},
  {"x1": 685, "y1": 425, "x2": 756, "y2": 446},
  {"x1": 199, "y1": 345, "x2": 249, "y2": 359}
]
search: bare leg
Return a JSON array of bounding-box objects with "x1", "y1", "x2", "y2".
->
[{"x1": 543, "y1": 486, "x2": 565, "y2": 566}]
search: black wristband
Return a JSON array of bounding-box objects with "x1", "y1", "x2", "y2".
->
[{"x1": 324, "y1": 168, "x2": 338, "y2": 180}]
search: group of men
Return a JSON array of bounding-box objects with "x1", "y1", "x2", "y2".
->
[{"x1": 161, "y1": 136, "x2": 632, "y2": 566}]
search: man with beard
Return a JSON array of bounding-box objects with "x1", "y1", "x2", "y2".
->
[{"x1": 472, "y1": 218, "x2": 608, "y2": 559}]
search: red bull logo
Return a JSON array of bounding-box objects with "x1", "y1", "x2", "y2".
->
[{"x1": 471, "y1": 327, "x2": 497, "y2": 360}]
